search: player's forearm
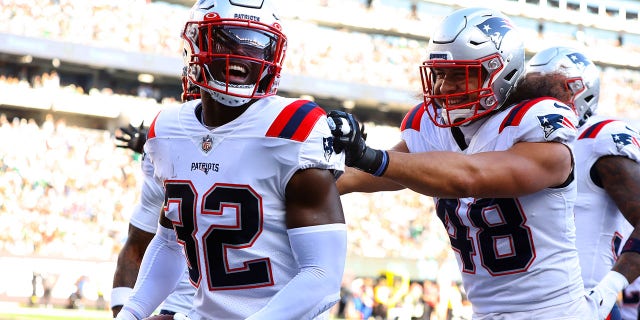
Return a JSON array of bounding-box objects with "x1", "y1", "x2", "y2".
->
[
  {"x1": 247, "y1": 224, "x2": 347, "y2": 320},
  {"x1": 382, "y1": 150, "x2": 478, "y2": 198},
  {"x1": 337, "y1": 167, "x2": 403, "y2": 194},
  {"x1": 113, "y1": 250, "x2": 143, "y2": 288},
  {"x1": 613, "y1": 236, "x2": 640, "y2": 284},
  {"x1": 112, "y1": 225, "x2": 154, "y2": 316},
  {"x1": 384, "y1": 142, "x2": 571, "y2": 198},
  {"x1": 120, "y1": 225, "x2": 186, "y2": 319},
  {"x1": 112, "y1": 254, "x2": 141, "y2": 317}
]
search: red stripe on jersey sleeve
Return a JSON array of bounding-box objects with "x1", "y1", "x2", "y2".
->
[
  {"x1": 265, "y1": 100, "x2": 309, "y2": 138},
  {"x1": 578, "y1": 119, "x2": 616, "y2": 139},
  {"x1": 147, "y1": 111, "x2": 161, "y2": 139},
  {"x1": 499, "y1": 97, "x2": 548, "y2": 133},
  {"x1": 266, "y1": 100, "x2": 326, "y2": 142},
  {"x1": 291, "y1": 107, "x2": 326, "y2": 142},
  {"x1": 401, "y1": 104, "x2": 425, "y2": 131}
]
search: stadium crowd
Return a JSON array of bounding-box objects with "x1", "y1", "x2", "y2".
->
[{"x1": 2, "y1": 0, "x2": 640, "y2": 94}]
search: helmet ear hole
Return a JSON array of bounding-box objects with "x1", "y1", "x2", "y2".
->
[{"x1": 503, "y1": 69, "x2": 518, "y2": 82}]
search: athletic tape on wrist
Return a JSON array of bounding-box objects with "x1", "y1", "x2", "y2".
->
[
  {"x1": 110, "y1": 286, "x2": 133, "y2": 308},
  {"x1": 621, "y1": 237, "x2": 640, "y2": 255}
]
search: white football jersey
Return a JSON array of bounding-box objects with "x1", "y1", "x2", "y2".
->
[
  {"x1": 401, "y1": 98, "x2": 583, "y2": 314},
  {"x1": 128, "y1": 155, "x2": 196, "y2": 314},
  {"x1": 574, "y1": 115, "x2": 639, "y2": 290},
  {"x1": 145, "y1": 96, "x2": 343, "y2": 319}
]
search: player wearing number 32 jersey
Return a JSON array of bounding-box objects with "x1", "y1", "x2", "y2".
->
[
  {"x1": 115, "y1": 2, "x2": 347, "y2": 319},
  {"x1": 119, "y1": 97, "x2": 347, "y2": 320}
]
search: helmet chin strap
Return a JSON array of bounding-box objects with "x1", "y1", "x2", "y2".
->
[
  {"x1": 199, "y1": 64, "x2": 252, "y2": 107},
  {"x1": 201, "y1": 86, "x2": 250, "y2": 107}
]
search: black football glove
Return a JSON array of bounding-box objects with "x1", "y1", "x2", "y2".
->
[
  {"x1": 327, "y1": 110, "x2": 389, "y2": 176},
  {"x1": 115, "y1": 122, "x2": 148, "y2": 154}
]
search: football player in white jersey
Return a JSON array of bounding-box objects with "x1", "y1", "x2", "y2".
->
[
  {"x1": 115, "y1": 1, "x2": 347, "y2": 319},
  {"x1": 525, "y1": 46, "x2": 640, "y2": 320},
  {"x1": 328, "y1": 7, "x2": 596, "y2": 319}
]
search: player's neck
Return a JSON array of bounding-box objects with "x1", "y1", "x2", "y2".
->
[{"x1": 200, "y1": 94, "x2": 253, "y2": 127}]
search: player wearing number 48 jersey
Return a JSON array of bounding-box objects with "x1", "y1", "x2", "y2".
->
[
  {"x1": 115, "y1": 1, "x2": 347, "y2": 320},
  {"x1": 329, "y1": 7, "x2": 596, "y2": 319}
]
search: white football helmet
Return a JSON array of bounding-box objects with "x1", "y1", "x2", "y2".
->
[
  {"x1": 182, "y1": 0, "x2": 287, "y2": 107},
  {"x1": 420, "y1": 7, "x2": 525, "y2": 127},
  {"x1": 526, "y1": 46, "x2": 600, "y2": 126}
]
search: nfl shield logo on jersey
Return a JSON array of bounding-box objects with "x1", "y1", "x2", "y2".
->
[{"x1": 201, "y1": 135, "x2": 213, "y2": 153}]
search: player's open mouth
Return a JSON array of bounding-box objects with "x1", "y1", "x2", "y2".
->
[
  {"x1": 448, "y1": 98, "x2": 465, "y2": 105},
  {"x1": 228, "y1": 64, "x2": 249, "y2": 83}
]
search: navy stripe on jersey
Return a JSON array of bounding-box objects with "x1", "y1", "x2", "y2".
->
[
  {"x1": 578, "y1": 119, "x2": 616, "y2": 139},
  {"x1": 401, "y1": 103, "x2": 425, "y2": 131},
  {"x1": 499, "y1": 97, "x2": 549, "y2": 133},
  {"x1": 266, "y1": 100, "x2": 325, "y2": 142}
]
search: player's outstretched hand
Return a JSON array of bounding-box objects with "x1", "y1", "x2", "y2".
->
[
  {"x1": 116, "y1": 122, "x2": 148, "y2": 154},
  {"x1": 326, "y1": 110, "x2": 367, "y2": 161},
  {"x1": 327, "y1": 110, "x2": 388, "y2": 176}
]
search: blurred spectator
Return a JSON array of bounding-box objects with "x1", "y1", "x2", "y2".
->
[{"x1": 421, "y1": 280, "x2": 439, "y2": 320}]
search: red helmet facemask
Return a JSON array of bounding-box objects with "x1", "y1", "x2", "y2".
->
[
  {"x1": 420, "y1": 54, "x2": 503, "y2": 127},
  {"x1": 182, "y1": 12, "x2": 287, "y2": 106}
]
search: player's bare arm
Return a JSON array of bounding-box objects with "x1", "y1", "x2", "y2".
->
[
  {"x1": 383, "y1": 141, "x2": 572, "y2": 199},
  {"x1": 112, "y1": 224, "x2": 155, "y2": 316},
  {"x1": 285, "y1": 168, "x2": 345, "y2": 228},
  {"x1": 595, "y1": 155, "x2": 640, "y2": 283}
]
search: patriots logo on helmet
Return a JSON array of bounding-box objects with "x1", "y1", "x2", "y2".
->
[
  {"x1": 538, "y1": 114, "x2": 576, "y2": 139},
  {"x1": 613, "y1": 133, "x2": 640, "y2": 151},
  {"x1": 476, "y1": 17, "x2": 514, "y2": 50},
  {"x1": 201, "y1": 135, "x2": 213, "y2": 153},
  {"x1": 566, "y1": 52, "x2": 592, "y2": 70},
  {"x1": 323, "y1": 137, "x2": 334, "y2": 162}
]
